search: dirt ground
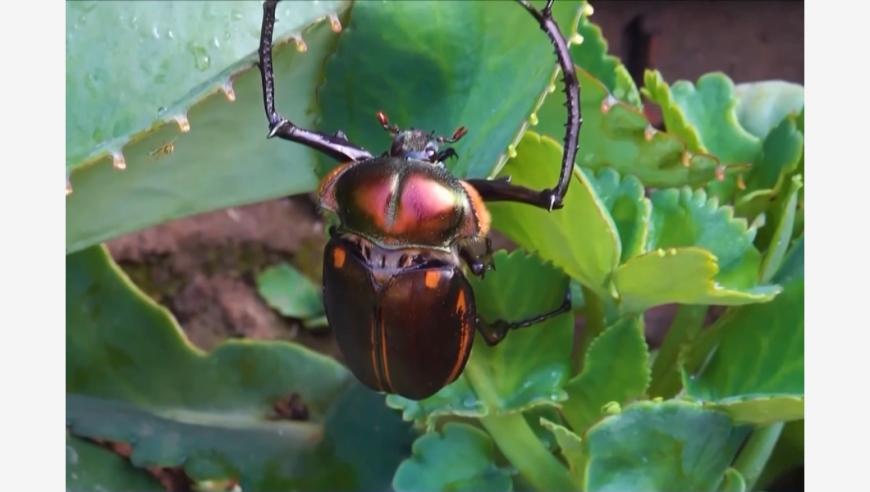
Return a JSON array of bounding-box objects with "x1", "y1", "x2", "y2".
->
[{"x1": 107, "y1": 1, "x2": 804, "y2": 354}]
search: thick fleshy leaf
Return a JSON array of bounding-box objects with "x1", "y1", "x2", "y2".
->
[
  {"x1": 67, "y1": 19, "x2": 336, "y2": 253},
  {"x1": 734, "y1": 81, "x2": 805, "y2": 139},
  {"x1": 745, "y1": 113, "x2": 804, "y2": 193},
  {"x1": 760, "y1": 175, "x2": 803, "y2": 283},
  {"x1": 67, "y1": 246, "x2": 413, "y2": 491},
  {"x1": 584, "y1": 401, "x2": 748, "y2": 492},
  {"x1": 488, "y1": 132, "x2": 620, "y2": 296},
  {"x1": 386, "y1": 377, "x2": 486, "y2": 429},
  {"x1": 586, "y1": 168, "x2": 651, "y2": 261},
  {"x1": 393, "y1": 423, "x2": 513, "y2": 492},
  {"x1": 642, "y1": 70, "x2": 705, "y2": 153},
  {"x1": 669, "y1": 73, "x2": 762, "y2": 165},
  {"x1": 647, "y1": 187, "x2": 759, "y2": 287},
  {"x1": 562, "y1": 316, "x2": 649, "y2": 433},
  {"x1": 573, "y1": 4, "x2": 641, "y2": 106},
  {"x1": 537, "y1": 69, "x2": 721, "y2": 187},
  {"x1": 684, "y1": 280, "x2": 804, "y2": 424},
  {"x1": 320, "y1": 0, "x2": 582, "y2": 179},
  {"x1": 67, "y1": 0, "x2": 347, "y2": 169},
  {"x1": 614, "y1": 247, "x2": 781, "y2": 313},
  {"x1": 67, "y1": 435, "x2": 163, "y2": 492},
  {"x1": 257, "y1": 262, "x2": 325, "y2": 323},
  {"x1": 464, "y1": 250, "x2": 574, "y2": 413},
  {"x1": 540, "y1": 418, "x2": 585, "y2": 486}
]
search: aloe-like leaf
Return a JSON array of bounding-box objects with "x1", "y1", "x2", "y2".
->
[
  {"x1": 319, "y1": 0, "x2": 583, "y2": 179},
  {"x1": 67, "y1": 435, "x2": 163, "y2": 492},
  {"x1": 584, "y1": 401, "x2": 748, "y2": 492},
  {"x1": 67, "y1": 0, "x2": 348, "y2": 170},
  {"x1": 744, "y1": 113, "x2": 804, "y2": 194},
  {"x1": 642, "y1": 70, "x2": 705, "y2": 153},
  {"x1": 487, "y1": 132, "x2": 620, "y2": 297},
  {"x1": 388, "y1": 250, "x2": 573, "y2": 422},
  {"x1": 734, "y1": 81, "x2": 805, "y2": 139},
  {"x1": 67, "y1": 18, "x2": 338, "y2": 253},
  {"x1": 614, "y1": 247, "x2": 781, "y2": 313},
  {"x1": 760, "y1": 175, "x2": 803, "y2": 283},
  {"x1": 539, "y1": 418, "x2": 585, "y2": 486},
  {"x1": 573, "y1": 4, "x2": 641, "y2": 106},
  {"x1": 683, "y1": 280, "x2": 804, "y2": 425},
  {"x1": 67, "y1": 246, "x2": 413, "y2": 490},
  {"x1": 257, "y1": 261, "x2": 325, "y2": 323},
  {"x1": 393, "y1": 423, "x2": 513, "y2": 492},
  {"x1": 537, "y1": 69, "x2": 721, "y2": 187},
  {"x1": 647, "y1": 187, "x2": 759, "y2": 288},
  {"x1": 562, "y1": 316, "x2": 649, "y2": 434},
  {"x1": 587, "y1": 168, "x2": 651, "y2": 261}
]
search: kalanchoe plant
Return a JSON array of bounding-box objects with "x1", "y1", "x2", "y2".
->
[{"x1": 67, "y1": 1, "x2": 804, "y2": 491}]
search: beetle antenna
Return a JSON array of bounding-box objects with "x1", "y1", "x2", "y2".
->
[
  {"x1": 438, "y1": 126, "x2": 468, "y2": 144},
  {"x1": 376, "y1": 111, "x2": 399, "y2": 135}
]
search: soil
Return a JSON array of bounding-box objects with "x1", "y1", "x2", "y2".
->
[{"x1": 107, "y1": 1, "x2": 804, "y2": 353}]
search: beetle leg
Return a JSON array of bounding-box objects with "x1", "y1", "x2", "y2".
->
[
  {"x1": 467, "y1": 0, "x2": 581, "y2": 211},
  {"x1": 259, "y1": 0, "x2": 373, "y2": 162},
  {"x1": 477, "y1": 288, "x2": 571, "y2": 346}
]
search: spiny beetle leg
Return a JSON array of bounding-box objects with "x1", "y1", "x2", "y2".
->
[
  {"x1": 477, "y1": 288, "x2": 572, "y2": 346},
  {"x1": 471, "y1": 0, "x2": 582, "y2": 211},
  {"x1": 259, "y1": 0, "x2": 373, "y2": 162}
]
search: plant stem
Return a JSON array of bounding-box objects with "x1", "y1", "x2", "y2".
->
[
  {"x1": 464, "y1": 358, "x2": 577, "y2": 492},
  {"x1": 648, "y1": 305, "x2": 707, "y2": 398},
  {"x1": 732, "y1": 422, "x2": 785, "y2": 491},
  {"x1": 573, "y1": 286, "x2": 605, "y2": 373}
]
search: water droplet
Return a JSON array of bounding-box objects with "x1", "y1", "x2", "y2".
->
[
  {"x1": 507, "y1": 144, "x2": 518, "y2": 159},
  {"x1": 222, "y1": 81, "x2": 236, "y2": 102},
  {"x1": 174, "y1": 114, "x2": 191, "y2": 133},
  {"x1": 328, "y1": 13, "x2": 343, "y2": 32},
  {"x1": 157, "y1": 106, "x2": 167, "y2": 116},
  {"x1": 112, "y1": 151, "x2": 127, "y2": 170},
  {"x1": 232, "y1": 10, "x2": 243, "y2": 20},
  {"x1": 569, "y1": 32, "x2": 584, "y2": 45},
  {"x1": 189, "y1": 43, "x2": 211, "y2": 70},
  {"x1": 528, "y1": 113, "x2": 539, "y2": 126},
  {"x1": 293, "y1": 35, "x2": 308, "y2": 52},
  {"x1": 152, "y1": 25, "x2": 161, "y2": 39},
  {"x1": 167, "y1": 29, "x2": 175, "y2": 40},
  {"x1": 66, "y1": 444, "x2": 78, "y2": 464},
  {"x1": 212, "y1": 36, "x2": 221, "y2": 49}
]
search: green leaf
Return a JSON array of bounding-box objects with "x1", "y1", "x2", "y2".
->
[
  {"x1": 257, "y1": 262, "x2": 324, "y2": 322},
  {"x1": 734, "y1": 81, "x2": 804, "y2": 139},
  {"x1": 573, "y1": 5, "x2": 641, "y2": 107},
  {"x1": 539, "y1": 418, "x2": 585, "y2": 486},
  {"x1": 488, "y1": 132, "x2": 620, "y2": 296},
  {"x1": 614, "y1": 247, "x2": 781, "y2": 313},
  {"x1": 760, "y1": 175, "x2": 803, "y2": 283},
  {"x1": 584, "y1": 401, "x2": 748, "y2": 492},
  {"x1": 537, "y1": 69, "x2": 722, "y2": 187},
  {"x1": 684, "y1": 280, "x2": 804, "y2": 424},
  {"x1": 386, "y1": 376, "x2": 486, "y2": 429},
  {"x1": 393, "y1": 423, "x2": 513, "y2": 492},
  {"x1": 67, "y1": 246, "x2": 413, "y2": 490},
  {"x1": 642, "y1": 70, "x2": 705, "y2": 153},
  {"x1": 670, "y1": 73, "x2": 762, "y2": 165},
  {"x1": 719, "y1": 468, "x2": 747, "y2": 492},
  {"x1": 647, "y1": 186, "x2": 759, "y2": 285},
  {"x1": 744, "y1": 113, "x2": 804, "y2": 193},
  {"x1": 320, "y1": 0, "x2": 583, "y2": 179},
  {"x1": 67, "y1": 435, "x2": 163, "y2": 492},
  {"x1": 67, "y1": 19, "x2": 337, "y2": 253},
  {"x1": 67, "y1": 0, "x2": 348, "y2": 169},
  {"x1": 464, "y1": 250, "x2": 574, "y2": 414},
  {"x1": 586, "y1": 168, "x2": 651, "y2": 261},
  {"x1": 562, "y1": 316, "x2": 650, "y2": 433}
]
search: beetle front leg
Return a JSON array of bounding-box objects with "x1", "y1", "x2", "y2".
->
[
  {"x1": 259, "y1": 0, "x2": 373, "y2": 162},
  {"x1": 477, "y1": 288, "x2": 571, "y2": 345},
  {"x1": 458, "y1": 237, "x2": 494, "y2": 278}
]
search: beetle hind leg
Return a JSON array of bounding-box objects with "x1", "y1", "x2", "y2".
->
[{"x1": 477, "y1": 288, "x2": 571, "y2": 346}]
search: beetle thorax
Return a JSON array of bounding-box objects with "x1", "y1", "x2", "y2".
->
[{"x1": 390, "y1": 130, "x2": 441, "y2": 162}]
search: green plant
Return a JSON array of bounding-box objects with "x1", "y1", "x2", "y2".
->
[{"x1": 66, "y1": 1, "x2": 804, "y2": 491}]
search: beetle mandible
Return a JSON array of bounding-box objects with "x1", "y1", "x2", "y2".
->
[{"x1": 258, "y1": 0, "x2": 581, "y2": 400}]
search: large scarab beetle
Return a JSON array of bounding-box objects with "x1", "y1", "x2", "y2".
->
[{"x1": 258, "y1": 0, "x2": 581, "y2": 399}]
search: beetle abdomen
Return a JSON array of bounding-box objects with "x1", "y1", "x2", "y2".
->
[
  {"x1": 323, "y1": 236, "x2": 476, "y2": 400},
  {"x1": 330, "y1": 158, "x2": 473, "y2": 248}
]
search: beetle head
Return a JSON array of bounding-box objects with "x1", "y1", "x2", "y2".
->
[{"x1": 376, "y1": 111, "x2": 467, "y2": 164}]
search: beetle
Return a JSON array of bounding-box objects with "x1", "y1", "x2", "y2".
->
[{"x1": 258, "y1": 0, "x2": 581, "y2": 399}]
